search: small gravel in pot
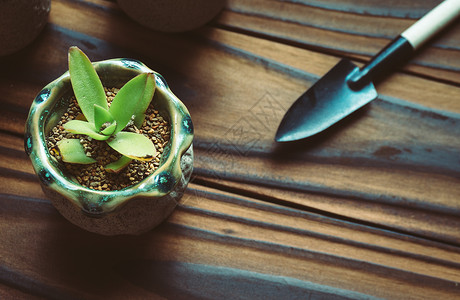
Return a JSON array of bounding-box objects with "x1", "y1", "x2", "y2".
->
[{"x1": 46, "y1": 87, "x2": 170, "y2": 191}]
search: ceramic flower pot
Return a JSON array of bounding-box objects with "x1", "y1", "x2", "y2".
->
[
  {"x1": 25, "y1": 58, "x2": 194, "y2": 235},
  {"x1": 117, "y1": 0, "x2": 225, "y2": 32},
  {"x1": 0, "y1": 0, "x2": 50, "y2": 56}
]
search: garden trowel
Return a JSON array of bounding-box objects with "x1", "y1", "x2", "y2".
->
[{"x1": 275, "y1": 0, "x2": 460, "y2": 142}]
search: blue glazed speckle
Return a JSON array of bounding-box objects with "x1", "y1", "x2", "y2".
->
[
  {"x1": 99, "y1": 195, "x2": 112, "y2": 204},
  {"x1": 24, "y1": 134, "x2": 33, "y2": 156},
  {"x1": 121, "y1": 58, "x2": 143, "y2": 70},
  {"x1": 81, "y1": 201, "x2": 104, "y2": 216},
  {"x1": 155, "y1": 171, "x2": 176, "y2": 194},
  {"x1": 155, "y1": 74, "x2": 168, "y2": 89},
  {"x1": 38, "y1": 169, "x2": 53, "y2": 186},
  {"x1": 35, "y1": 89, "x2": 50, "y2": 103},
  {"x1": 182, "y1": 115, "x2": 194, "y2": 134}
]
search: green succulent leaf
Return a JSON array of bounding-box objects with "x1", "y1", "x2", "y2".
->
[
  {"x1": 133, "y1": 73, "x2": 156, "y2": 127},
  {"x1": 104, "y1": 155, "x2": 133, "y2": 173},
  {"x1": 94, "y1": 104, "x2": 114, "y2": 131},
  {"x1": 63, "y1": 120, "x2": 110, "y2": 141},
  {"x1": 109, "y1": 73, "x2": 155, "y2": 134},
  {"x1": 68, "y1": 46, "x2": 108, "y2": 124},
  {"x1": 106, "y1": 132, "x2": 156, "y2": 160},
  {"x1": 57, "y1": 139, "x2": 96, "y2": 164},
  {"x1": 100, "y1": 121, "x2": 117, "y2": 136}
]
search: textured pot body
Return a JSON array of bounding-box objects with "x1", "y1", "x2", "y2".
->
[
  {"x1": 0, "y1": 0, "x2": 50, "y2": 56},
  {"x1": 25, "y1": 58, "x2": 194, "y2": 235},
  {"x1": 117, "y1": 0, "x2": 225, "y2": 32}
]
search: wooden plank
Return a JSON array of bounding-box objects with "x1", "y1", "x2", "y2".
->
[
  {"x1": 1, "y1": 0, "x2": 459, "y2": 298},
  {"x1": 0, "y1": 282, "x2": 45, "y2": 300},
  {"x1": 225, "y1": 0, "x2": 460, "y2": 47},
  {"x1": 1, "y1": 130, "x2": 459, "y2": 298},
  {"x1": 1, "y1": 0, "x2": 458, "y2": 241},
  {"x1": 276, "y1": 0, "x2": 443, "y2": 19},
  {"x1": 1, "y1": 183, "x2": 460, "y2": 299},
  {"x1": 197, "y1": 27, "x2": 460, "y2": 114},
  {"x1": 192, "y1": 175, "x2": 460, "y2": 245},
  {"x1": 218, "y1": 0, "x2": 460, "y2": 84},
  {"x1": 1, "y1": 0, "x2": 458, "y2": 115}
]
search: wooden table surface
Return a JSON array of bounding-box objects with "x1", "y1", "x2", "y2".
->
[{"x1": 1, "y1": 0, "x2": 460, "y2": 299}]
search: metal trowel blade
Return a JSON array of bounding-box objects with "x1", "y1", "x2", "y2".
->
[{"x1": 275, "y1": 59, "x2": 378, "y2": 142}]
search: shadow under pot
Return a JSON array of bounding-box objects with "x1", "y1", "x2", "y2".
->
[{"x1": 25, "y1": 58, "x2": 194, "y2": 236}]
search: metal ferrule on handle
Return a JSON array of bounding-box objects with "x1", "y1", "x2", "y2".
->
[{"x1": 347, "y1": 0, "x2": 460, "y2": 90}]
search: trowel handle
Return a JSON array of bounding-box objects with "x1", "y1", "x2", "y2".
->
[
  {"x1": 401, "y1": 0, "x2": 460, "y2": 50},
  {"x1": 348, "y1": 0, "x2": 460, "y2": 89}
]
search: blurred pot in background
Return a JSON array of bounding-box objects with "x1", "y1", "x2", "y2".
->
[
  {"x1": 0, "y1": 0, "x2": 51, "y2": 56},
  {"x1": 117, "y1": 0, "x2": 225, "y2": 33}
]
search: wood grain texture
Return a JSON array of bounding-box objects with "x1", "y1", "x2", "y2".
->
[
  {"x1": 1, "y1": 0, "x2": 459, "y2": 299},
  {"x1": 219, "y1": 0, "x2": 460, "y2": 84}
]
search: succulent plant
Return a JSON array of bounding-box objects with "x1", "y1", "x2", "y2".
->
[{"x1": 56, "y1": 46, "x2": 157, "y2": 171}]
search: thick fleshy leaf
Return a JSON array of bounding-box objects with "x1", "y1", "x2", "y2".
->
[
  {"x1": 104, "y1": 155, "x2": 132, "y2": 173},
  {"x1": 94, "y1": 104, "x2": 114, "y2": 131},
  {"x1": 68, "y1": 46, "x2": 108, "y2": 124},
  {"x1": 133, "y1": 73, "x2": 156, "y2": 127},
  {"x1": 109, "y1": 73, "x2": 154, "y2": 134},
  {"x1": 57, "y1": 139, "x2": 96, "y2": 164},
  {"x1": 63, "y1": 120, "x2": 110, "y2": 141},
  {"x1": 106, "y1": 132, "x2": 156, "y2": 160},
  {"x1": 100, "y1": 121, "x2": 117, "y2": 136}
]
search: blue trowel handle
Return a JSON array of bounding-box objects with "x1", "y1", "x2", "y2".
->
[{"x1": 347, "y1": 0, "x2": 460, "y2": 90}]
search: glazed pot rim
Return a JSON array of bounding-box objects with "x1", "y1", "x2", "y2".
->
[{"x1": 25, "y1": 58, "x2": 194, "y2": 214}]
